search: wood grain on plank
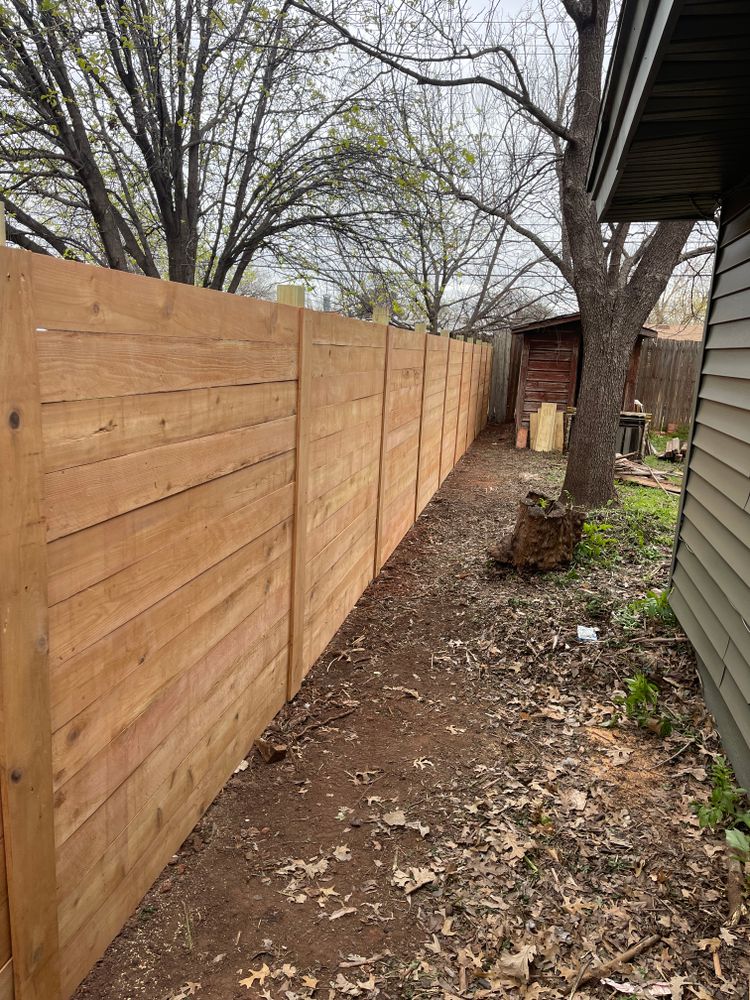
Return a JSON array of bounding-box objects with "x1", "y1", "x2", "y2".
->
[
  {"x1": 308, "y1": 311, "x2": 384, "y2": 349},
  {"x1": 56, "y1": 612, "x2": 288, "y2": 907},
  {"x1": 31, "y1": 254, "x2": 297, "y2": 346},
  {"x1": 42, "y1": 382, "x2": 296, "y2": 472},
  {"x1": 310, "y1": 394, "x2": 382, "y2": 442},
  {"x1": 51, "y1": 527, "x2": 292, "y2": 800},
  {"x1": 56, "y1": 604, "x2": 290, "y2": 929},
  {"x1": 47, "y1": 452, "x2": 294, "y2": 607},
  {"x1": 45, "y1": 414, "x2": 295, "y2": 540},
  {"x1": 38, "y1": 331, "x2": 297, "y2": 403},
  {"x1": 49, "y1": 480, "x2": 293, "y2": 669},
  {"x1": 59, "y1": 644, "x2": 288, "y2": 997},
  {"x1": 310, "y1": 370, "x2": 383, "y2": 408},
  {"x1": 309, "y1": 420, "x2": 382, "y2": 471},
  {"x1": 0, "y1": 248, "x2": 61, "y2": 998},
  {"x1": 306, "y1": 476, "x2": 379, "y2": 562},
  {"x1": 311, "y1": 344, "x2": 384, "y2": 377},
  {"x1": 305, "y1": 509, "x2": 376, "y2": 620},
  {"x1": 49, "y1": 514, "x2": 291, "y2": 735}
]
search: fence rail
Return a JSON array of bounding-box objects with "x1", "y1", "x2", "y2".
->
[{"x1": 0, "y1": 248, "x2": 490, "y2": 1000}]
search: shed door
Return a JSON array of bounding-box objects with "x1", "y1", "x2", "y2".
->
[{"x1": 519, "y1": 333, "x2": 578, "y2": 427}]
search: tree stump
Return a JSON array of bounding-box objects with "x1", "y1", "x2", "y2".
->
[{"x1": 489, "y1": 491, "x2": 585, "y2": 571}]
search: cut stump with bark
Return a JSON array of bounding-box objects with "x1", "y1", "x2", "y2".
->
[{"x1": 489, "y1": 491, "x2": 585, "y2": 571}]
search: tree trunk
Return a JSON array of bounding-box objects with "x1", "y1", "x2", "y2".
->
[
  {"x1": 490, "y1": 491, "x2": 585, "y2": 570},
  {"x1": 562, "y1": 318, "x2": 632, "y2": 507}
]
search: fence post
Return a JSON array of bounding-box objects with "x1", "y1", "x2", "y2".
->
[
  {"x1": 477, "y1": 343, "x2": 486, "y2": 436},
  {"x1": 414, "y1": 324, "x2": 429, "y2": 520},
  {"x1": 373, "y1": 313, "x2": 392, "y2": 576},
  {"x1": 278, "y1": 284, "x2": 309, "y2": 700},
  {"x1": 0, "y1": 249, "x2": 61, "y2": 999},
  {"x1": 453, "y1": 337, "x2": 467, "y2": 466},
  {"x1": 437, "y1": 332, "x2": 451, "y2": 481}
]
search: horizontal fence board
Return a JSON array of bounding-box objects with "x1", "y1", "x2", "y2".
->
[
  {"x1": 42, "y1": 382, "x2": 296, "y2": 473},
  {"x1": 31, "y1": 255, "x2": 298, "y2": 346},
  {"x1": 47, "y1": 452, "x2": 294, "y2": 607},
  {"x1": 55, "y1": 614, "x2": 288, "y2": 909},
  {"x1": 38, "y1": 331, "x2": 297, "y2": 402},
  {"x1": 51, "y1": 531, "x2": 292, "y2": 810},
  {"x1": 310, "y1": 394, "x2": 382, "y2": 442},
  {"x1": 44, "y1": 415, "x2": 295, "y2": 540},
  {"x1": 49, "y1": 480, "x2": 294, "y2": 669},
  {"x1": 59, "y1": 641, "x2": 288, "y2": 997},
  {"x1": 50, "y1": 520, "x2": 292, "y2": 735}
]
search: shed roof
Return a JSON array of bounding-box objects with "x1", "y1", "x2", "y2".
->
[
  {"x1": 511, "y1": 312, "x2": 657, "y2": 338},
  {"x1": 588, "y1": 0, "x2": 750, "y2": 222}
]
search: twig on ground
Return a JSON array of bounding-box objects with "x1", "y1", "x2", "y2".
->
[
  {"x1": 578, "y1": 933, "x2": 662, "y2": 985},
  {"x1": 727, "y1": 852, "x2": 746, "y2": 928},
  {"x1": 658, "y1": 737, "x2": 699, "y2": 766},
  {"x1": 293, "y1": 707, "x2": 357, "y2": 741},
  {"x1": 568, "y1": 956, "x2": 591, "y2": 999}
]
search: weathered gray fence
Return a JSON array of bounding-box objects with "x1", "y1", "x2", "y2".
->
[
  {"x1": 634, "y1": 337, "x2": 701, "y2": 431},
  {"x1": 489, "y1": 330, "x2": 523, "y2": 423}
]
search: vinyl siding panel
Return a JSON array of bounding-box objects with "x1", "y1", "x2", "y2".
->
[{"x1": 671, "y1": 187, "x2": 750, "y2": 783}]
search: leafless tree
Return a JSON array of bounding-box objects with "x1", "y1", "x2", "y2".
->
[
  {"x1": 287, "y1": 0, "x2": 715, "y2": 505},
  {"x1": 0, "y1": 0, "x2": 386, "y2": 290},
  {"x1": 289, "y1": 81, "x2": 565, "y2": 336}
]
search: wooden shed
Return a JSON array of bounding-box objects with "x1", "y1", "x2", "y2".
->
[{"x1": 511, "y1": 313, "x2": 656, "y2": 447}]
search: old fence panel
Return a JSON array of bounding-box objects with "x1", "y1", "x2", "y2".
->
[
  {"x1": 634, "y1": 338, "x2": 702, "y2": 430},
  {"x1": 0, "y1": 248, "x2": 491, "y2": 1000}
]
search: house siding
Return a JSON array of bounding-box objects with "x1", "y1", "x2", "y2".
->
[{"x1": 671, "y1": 183, "x2": 750, "y2": 786}]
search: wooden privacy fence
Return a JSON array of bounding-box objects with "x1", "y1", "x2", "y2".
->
[
  {"x1": 634, "y1": 337, "x2": 701, "y2": 431},
  {"x1": 0, "y1": 248, "x2": 491, "y2": 1000}
]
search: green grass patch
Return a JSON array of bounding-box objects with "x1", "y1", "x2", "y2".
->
[
  {"x1": 575, "y1": 483, "x2": 679, "y2": 565},
  {"x1": 649, "y1": 432, "x2": 669, "y2": 454},
  {"x1": 644, "y1": 454, "x2": 676, "y2": 473}
]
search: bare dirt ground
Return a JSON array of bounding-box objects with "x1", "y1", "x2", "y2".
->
[{"x1": 76, "y1": 425, "x2": 748, "y2": 1000}]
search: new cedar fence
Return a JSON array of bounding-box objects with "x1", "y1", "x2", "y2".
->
[{"x1": 0, "y1": 248, "x2": 491, "y2": 1000}]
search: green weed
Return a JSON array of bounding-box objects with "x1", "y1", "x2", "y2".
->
[
  {"x1": 614, "y1": 589, "x2": 677, "y2": 632},
  {"x1": 612, "y1": 671, "x2": 672, "y2": 736},
  {"x1": 726, "y1": 827, "x2": 750, "y2": 866},
  {"x1": 693, "y1": 756, "x2": 750, "y2": 831},
  {"x1": 575, "y1": 521, "x2": 617, "y2": 564}
]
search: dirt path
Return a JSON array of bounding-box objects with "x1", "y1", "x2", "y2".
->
[{"x1": 76, "y1": 426, "x2": 747, "y2": 1000}]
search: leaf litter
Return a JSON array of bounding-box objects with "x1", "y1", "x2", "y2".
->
[{"x1": 77, "y1": 427, "x2": 749, "y2": 1000}]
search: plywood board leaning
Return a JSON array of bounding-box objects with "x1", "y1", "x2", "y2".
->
[
  {"x1": 529, "y1": 409, "x2": 539, "y2": 449},
  {"x1": 533, "y1": 402, "x2": 557, "y2": 452},
  {"x1": 554, "y1": 410, "x2": 564, "y2": 452}
]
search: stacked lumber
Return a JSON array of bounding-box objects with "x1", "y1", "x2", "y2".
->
[
  {"x1": 529, "y1": 402, "x2": 564, "y2": 452},
  {"x1": 660, "y1": 436, "x2": 687, "y2": 462},
  {"x1": 614, "y1": 456, "x2": 683, "y2": 493}
]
